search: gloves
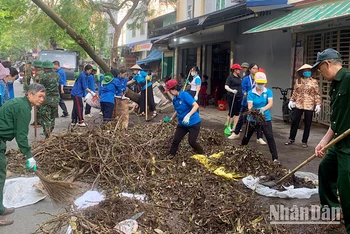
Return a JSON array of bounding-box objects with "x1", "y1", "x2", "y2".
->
[
  {"x1": 315, "y1": 105, "x2": 321, "y2": 114},
  {"x1": 231, "y1": 89, "x2": 238, "y2": 94},
  {"x1": 288, "y1": 101, "x2": 296, "y2": 110},
  {"x1": 25, "y1": 157, "x2": 37, "y2": 171},
  {"x1": 194, "y1": 96, "x2": 198, "y2": 101},
  {"x1": 182, "y1": 114, "x2": 191, "y2": 125},
  {"x1": 91, "y1": 91, "x2": 96, "y2": 97},
  {"x1": 163, "y1": 116, "x2": 172, "y2": 123},
  {"x1": 259, "y1": 108, "x2": 265, "y2": 115},
  {"x1": 146, "y1": 76, "x2": 151, "y2": 81}
]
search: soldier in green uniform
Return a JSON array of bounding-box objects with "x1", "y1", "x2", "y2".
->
[
  {"x1": 0, "y1": 83, "x2": 45, "y2": 226},
  {"x1": 31, "y1": 60, "x2": 43, "y2": 127},
  {"x1": 314, "y1": 48, "x2": 350, "y2": 233},
  {"x1": 23, "y1": 62, "x2": 33, "y2": 91},
  {"x1": 38, "y1": 61, "x2": 59, "y2": 138}
]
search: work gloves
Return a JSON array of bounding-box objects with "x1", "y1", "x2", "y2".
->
[
  {"x1": 194, "y1": 96, "x2": 198, "y2": 101},
  {"x1": 314, "y1": 105, "x2": 321, "y2": 114},
  {"x1": 288, "y1": 101, "x2": 296, "y2": 110},
  {"x1": 163, "y1": 116, "x2": 172, "y2": 123},
  {"x1": 231, "y1": 89, "x2": 238, "y2": 94},
  {"x1": 182, "y1": 114, "x2": 191, "y2": 125},
  {"x1": 146, "y1": 76, "x2": 151, "y2": 81},
  {"x1": 91, "y1": 91, "x2": 96, "y2": 97},
  {"x1": 259, "y1": 108, "x2": 265, "y2": 115},
  {"x1": 25, "y1": 157, "x2": 37, "y2": 171}
]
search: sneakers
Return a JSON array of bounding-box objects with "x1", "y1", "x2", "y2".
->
[
  {"x1": 71, "y1": 123, "x2": 76, "y2": 126},
  {"x1": 256, "y1": 138, "x2": 267, "y2": 145},
  {"x1": 77, "y1": 122, "x2": 87, "y2": 127},
  {"x1": 301, "y1": 143, "x2": 308, "y2": 148},
  {"x1": 99, "y1": 111, "x2": 103, "y2": 115},
  {"x1": 85, "y1": 114, "x2": 92, "y2": 118},
  {"x1": 273, "y1": 159, "x2": 281, "y2": 165},
  {"x1": 228, "y1": 132, "x2": 240, "y2": 140},
  {"x1": 61, "y1": 113, "x2": 69, "y2": 117},
  {"x1": 285, "y1": 140, "x2": 295, "y2": 145}
]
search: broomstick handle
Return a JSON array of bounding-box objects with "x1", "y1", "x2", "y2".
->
[
  {"x1": 182, "y1": 70, "x2": 192, "y2": 91},
  {"x1": 145, "y1": 77, "x2": 148, "y2": 120},
  {"x1": 34, "y1": 106, "x2": 37, "y2": 139},
  {"x1": 276, "y1": 128, "x2": 350, "y2": 185}
]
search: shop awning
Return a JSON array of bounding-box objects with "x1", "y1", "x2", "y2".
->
[
  {"x1": 136, "y1": 49, "x2": 162, "y2": 65},
  {"x1": 244, "y1": 0, "x2": 350, "y2": 34}
]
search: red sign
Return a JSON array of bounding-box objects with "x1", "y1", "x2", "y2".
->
[{"x1": 132, "y1": 43, "x2": 152, "y2": 52}]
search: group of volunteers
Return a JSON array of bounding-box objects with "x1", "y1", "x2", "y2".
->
[{"x1": 163, "y1": 49, "x2": 350, "y2": 233}]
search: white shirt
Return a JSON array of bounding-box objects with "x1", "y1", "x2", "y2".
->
[{"x1": 190, "y1": 75, "x2": 201, "y2": 91}]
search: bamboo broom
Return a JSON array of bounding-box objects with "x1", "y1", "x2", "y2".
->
[{"x1": 35, "y1": 171, "x2": 79, "y2": 205}]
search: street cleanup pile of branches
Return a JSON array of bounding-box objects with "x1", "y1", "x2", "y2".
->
[{"x1": 5, "y1": 121, "x2": 340, "y2": 234}]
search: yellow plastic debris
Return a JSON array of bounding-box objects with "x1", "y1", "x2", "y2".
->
[{"x1": 191, "y1": 152, "x2": 243, "y2": 182}]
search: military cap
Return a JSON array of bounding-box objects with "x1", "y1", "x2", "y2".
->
[
  {"x1": 41, "y1": 60, "x2": 54, "y2": 69},
  {"x1": 33, "y1": 60, "x2": 42, "y2": 68}
]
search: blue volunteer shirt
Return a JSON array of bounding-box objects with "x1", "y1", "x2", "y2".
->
[
  {"x1": 173, "y1": 90, "x2": 200, "y2": 126},
  {"x1": 84, "y1": 74, "x2": 96, "y2": 96},
  {"x1": 100, "y1": 78, "x2": 122, "y2": 104},
  {"x1": 116, "y1": 77, "x2": 128, "y2": 96},
  {"x1": 247, "y1": 87, "x2": 273, "y2": 121},
  {"x1": 241, "y1": 75, "x2": 256, "y2": 107},
  {"x1": 7, "y1": 82, "x2": 14, "y2": 99},
  {"x1": 56, "y1": 67, "x2": 67, "y2": 86},
  {"x1": 71, "y1": 72, "x2": 88, "y2": 97},
  {"x1": 132, "y1": 70, "x2": 152, "y2": 90}
]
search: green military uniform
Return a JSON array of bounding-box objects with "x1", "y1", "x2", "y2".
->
[
  {"x1": 23, "y1": 64, "x2": 33, "y2": 91},
  {"x1": 38, "y1": 61, "x2": 59, "y2": 138},
  {"x1": 0, "y1": 97, "x2": 33, "y2": 214},
  {"x1": 319, "y1": 67, "x2": 350, "y2": 232},
  {"x1": 33, "y1": 60, "x2": 43, "y2": 126}
]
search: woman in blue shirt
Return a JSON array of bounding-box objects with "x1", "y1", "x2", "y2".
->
[
  {"x1": 163, "y1": 79, "x2": 204, "y2": 159},
  {"x1": 100, "y1": 72, "x2": 122, "y2": 122},
  {"x1": 84, "y1": 66, "x2": 97, "y2": 117},
  {"x1": 241, "y1": 72, "x2": 279, "y2": 164},
  {"x1": 127, "y1": 64, "x2": 157, "y2": 117},
  {"x1": 189, "y1": 66, "x2": 201, "y2": 101}
]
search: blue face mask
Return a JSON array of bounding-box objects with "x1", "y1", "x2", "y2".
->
[{"x1": 303, "y1": 71, "x2": 312, "y2": 78}]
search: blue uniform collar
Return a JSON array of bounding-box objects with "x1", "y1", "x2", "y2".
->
[{"x1": 252, "y1": 87, "x2": 267, "y2": 95}]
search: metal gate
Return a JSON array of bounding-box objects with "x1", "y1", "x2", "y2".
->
[{"x1": 304, "y1": 28, "x2": 350, "y2": 125}]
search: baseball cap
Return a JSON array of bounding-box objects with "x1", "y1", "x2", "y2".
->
[
  {"x1": 312, "y1": 48, "x2": 341, "y2": 69},
  {"x1": 231, "y1": 63, "x2": 242, "y2": 70},
  {"x1": 164, "y1": 79, "x2": 178, "y2": 93},
  {"x1": 241, "y1": 62, "x2": 249, "y2": 68},
  {"x1": 254, "y1": 72, "x2": 267, "y2": 84}
]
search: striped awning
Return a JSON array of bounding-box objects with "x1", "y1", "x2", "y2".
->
[{"x1": 244, "y1": 0, "x2": 350, "y2": 34}]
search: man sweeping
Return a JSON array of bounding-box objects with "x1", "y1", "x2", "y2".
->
[{"x1": 0, "y1": 83, "x2": 45, "y2": 226}]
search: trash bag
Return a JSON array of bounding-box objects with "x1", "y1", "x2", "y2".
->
[{"x1": 85, "y1": 93, "x2": 101, "y2": 109}]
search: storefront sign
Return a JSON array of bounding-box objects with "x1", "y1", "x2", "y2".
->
[{"x1": 132, "y1": 43, "x2": 153, "y2": 52}]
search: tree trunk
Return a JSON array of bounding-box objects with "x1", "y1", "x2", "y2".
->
[
  {"x1": 31, "y1": 0, "x2": 110, "y2": 73},
  {"x1": 111, "y1": 26, "x2": 122, "y2": 68}
]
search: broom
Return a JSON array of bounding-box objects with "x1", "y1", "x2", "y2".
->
[{"x1": 35, "y1": 170, "x2": 79, "y2": 205}]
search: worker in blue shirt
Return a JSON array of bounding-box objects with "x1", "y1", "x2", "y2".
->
[
  {"x1": 100, "y1": 72, "x2": 122, "y2": 122},
  {"x1": 53, "y1": 61, "x2": 69, "y2": 117},
  {"x1": 127, "y1": 64, "x2": 157, "y2": 117},
  {"x1": 241, "y1": 72, "x2": 279, "y2": 164},
  {"x1": 70, "y1": 65, "x2": 94, "y2": 127},
  {"x1": 116, "y1": 69, "x2": 128, "y2": 96},
  {"x1": 163, "y1": 79, "x2": 204, "y2": 159},
  {"x1": 84, "y1": 66, "x2": 97, "y2": 117}
]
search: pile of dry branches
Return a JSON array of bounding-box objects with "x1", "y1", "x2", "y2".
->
[{"x1": 5, "y1": 121, "x2": 340, "y2": 234}]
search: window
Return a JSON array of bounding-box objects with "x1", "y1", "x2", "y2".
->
[
  {"x1": 132, "y1": 28, "x2": 136, "y2": 37},
  {"x1": 187, "y1": 0, "x2": 194, "y2": 19},
  {"x1": 216, "y1": 0, "x2": 225, "y2": 10},
  {"x1": 140, "y1": 24, "x2": 145, "y2": 36}
]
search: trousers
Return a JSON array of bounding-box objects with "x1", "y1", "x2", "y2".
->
[
  {"x1": 289, "y1": 108, "x2": 313, "y2": 143},
  {"x1": 0, "y1": 140, "x2": 7, "y2": 214},
  {"x1": 319, "y1": 146, "x2": 350, "y2": 232},
  {"x1": 71, "y1": 95, "x2": 84, "y2": 124},
  {"x1": 169, "y1": 122, "x2": 204, "y2": 156}
]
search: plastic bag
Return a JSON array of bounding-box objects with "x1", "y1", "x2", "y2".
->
[
  {"x1": 85, "y1": 93, "x2": 101, "y2": 109},
  {"x1": 114, "y1": 219, "x2": 138, "y2": 234}
]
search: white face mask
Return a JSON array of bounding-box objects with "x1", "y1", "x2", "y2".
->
[
  {"x1": 256, "y1": 84, "x2": 265, "y2": 90},
  {"x1": 191, "y1": 72, "x2": 196, "y2": 76}
]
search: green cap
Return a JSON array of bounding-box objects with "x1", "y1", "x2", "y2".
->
[
  {"x1": 42, "y1": 60, "x2": 54, "y2": 69},
  {"x1": 241, "y1": 62, "x2": 249, "y2": 68},
  {"x1": 33, "y1": 60, "x2": 42, "y2": 68},
  {"x1": 312, "y1": 48, "x2": 342, "y2": 69},
  {"x1": 92, "y1": 65, "x2": 98, "y2": 71},
  {"x1": 74, "y1": 72, "x2": 80, "y2": 79}
]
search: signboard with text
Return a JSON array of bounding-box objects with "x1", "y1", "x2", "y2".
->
[
  {"x1": 246, "y1": 0, "x2": 287, "y2": 6},
  {"x1": 132, "y1": 43, "x2": 152, "y2": 52}
]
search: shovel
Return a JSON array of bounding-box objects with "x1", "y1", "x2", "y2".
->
[{"x1": 261, "y1": 128, "x2": 350, "y2": 188}]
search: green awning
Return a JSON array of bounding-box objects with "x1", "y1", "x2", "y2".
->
[{"x1": 244, "y1": 0, "x2": 350, "y2": 34}]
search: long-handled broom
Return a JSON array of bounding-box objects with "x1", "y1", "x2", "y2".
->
[{"x1": 35, "y1": 170, "x2": 79, "y2": 205}]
